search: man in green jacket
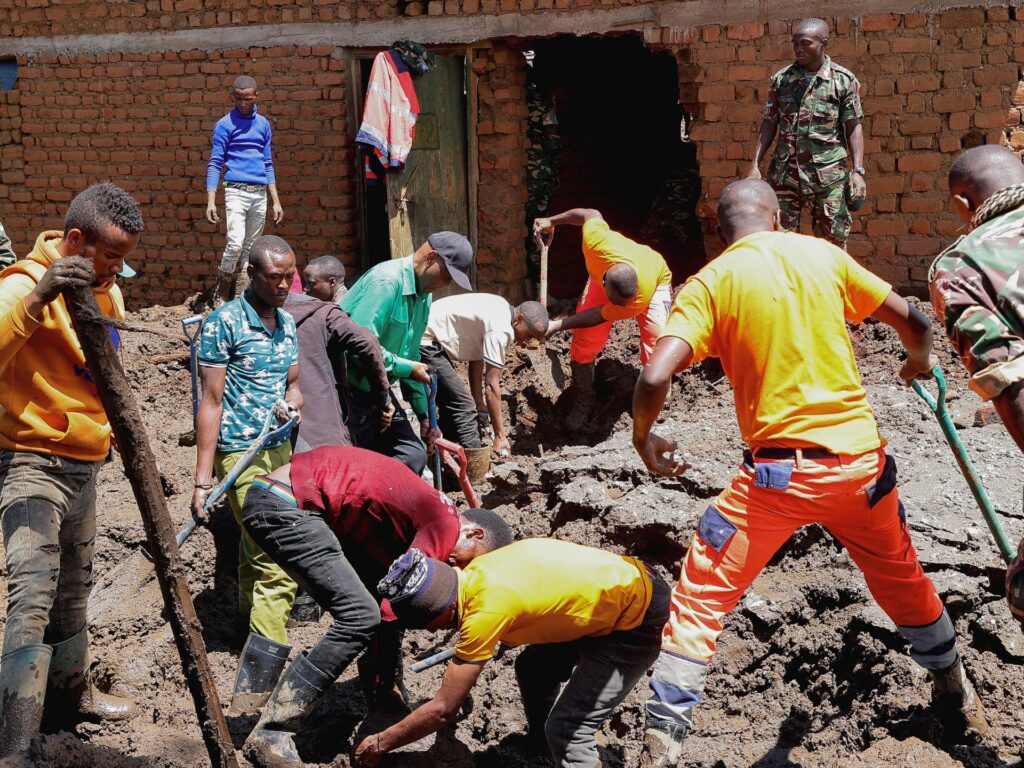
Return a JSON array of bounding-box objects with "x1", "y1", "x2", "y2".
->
[{"x1": 340, "y1": 232, "x2": 473, "y2": 474}]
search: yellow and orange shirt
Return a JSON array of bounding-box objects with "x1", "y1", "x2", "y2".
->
[{"x1": 582, "y1": 218, "x2": 672, "y2": 322}]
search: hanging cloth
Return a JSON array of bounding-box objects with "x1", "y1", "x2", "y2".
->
[{"x1": 356, "y1": 49, "x2": 420, "y2": 181}]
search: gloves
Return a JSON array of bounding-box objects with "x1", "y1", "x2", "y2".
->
[{"x1": 1005, "y1": 538, "x2": 1024, "y2": 627}]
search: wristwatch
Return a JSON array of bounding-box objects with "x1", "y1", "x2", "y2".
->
[{"x1": 852, "y1": 166, "x2": 866, "y2": 176}]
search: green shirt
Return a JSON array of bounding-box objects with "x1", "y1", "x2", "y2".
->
[{"x1": 340, "y1": 255, "x2": 430, "y2": 417}]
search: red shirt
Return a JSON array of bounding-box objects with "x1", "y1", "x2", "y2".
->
[{"x1": 289, "y1": 445, "x2": 460, "y2": 577}]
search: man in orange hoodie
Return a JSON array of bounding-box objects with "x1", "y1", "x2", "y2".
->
[{"x1": 0, "y1": 183, "x2": 143, "y2": 757}]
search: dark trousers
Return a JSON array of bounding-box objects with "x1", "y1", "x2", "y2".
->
[
  {"x1": 514, "y1": 572, "x2": 671, "y2": 768},
  {"x1": 242, "y1": 485, "x2": 381, "y2": 680},
  {"x1": 347, "y1": 389, "x2": 427, "y2": 476},
  {"x1": 419, "y1": 343, "x2": 482, "y2": 450}
]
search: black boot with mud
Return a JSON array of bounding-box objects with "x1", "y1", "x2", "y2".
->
[
  {"x1": 928, "y1": 659, "x2": 990, "y2": 742},
  {"x1": 287, "y1": 591, "x2": 323, "y2": 628},
  {"x1": 0, "y1": 644, "x2": 52, "y2": 759},
  {"x1": 566, "y1": 361, "x2": 596, "y2": 431},
  {"x1": 639, "y1": 719, "x2": 689, "y2": 768},
  {"x1": 229, "y1": 632, "x2": 292, "y2": 716},
  {"x1": 43, "y1": 629, "x2": 136, "y2": 728},
  {"x1": 243, "y1": 651, "x2": 333, "y2": 768}
]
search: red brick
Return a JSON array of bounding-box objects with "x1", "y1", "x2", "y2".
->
[
  {"x1": 939, "y1": 7, "x2": 986, "y2": 29},
  {"x1": 866, "y1": 218, "x2": 908, "y2": 237},
  {"x1": 933, "y1": 92, "x2": 976, "y2": 113},
  {"x1": 861, "y1": 13, "x2": 899, "y2": 32},
  {"x1": 726, "y1": 21, "x2": 763, "y2": 41},
  {"x1": 897, "y1": 153, "x2": 941, "y2": 172}
]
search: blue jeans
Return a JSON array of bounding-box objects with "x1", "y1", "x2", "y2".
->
[
  {"x1": 241, "y1": 484, "x2": 381, "y2": 679},
  {"x1": 514, "y1": 571, "x2": 671, "y2": 768},
  {"x1": 0, "y1": 450, "x2": 102, "y2": 655}
]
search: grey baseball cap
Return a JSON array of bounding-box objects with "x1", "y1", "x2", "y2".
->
[{"x1": 427, "y1": 231, "x2": 473, "y2": 291}]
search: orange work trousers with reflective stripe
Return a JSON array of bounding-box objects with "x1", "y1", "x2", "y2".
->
[
  {"x1": 662, "y1": 448, "x2": 944, "y2": 664},
  {"x1": 569, "y1": 278, "x2": 672, "y2": 365}
]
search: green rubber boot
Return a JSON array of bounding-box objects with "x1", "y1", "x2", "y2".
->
[
  {"x1": 0, "y1": 643, "x2": 53, "y2": 758},
  {"x1": 47, "y1": 628, "x2": 137, "y2": 725}
]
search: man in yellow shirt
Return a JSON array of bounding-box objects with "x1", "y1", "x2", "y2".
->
[
  {"x1": 631, "y1": 179, "x2": 984, "y2": 766},
  {"x1": 0, "y1": 184, "x2": 142, "y2": 756},
  {"x1": 534, "y1": 209, "x2": 673, "y2": 429},
  {"x1": 354, "y1": 539, "x2": 671, "y2": 768}
]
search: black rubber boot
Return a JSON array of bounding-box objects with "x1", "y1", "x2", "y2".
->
[
  {"x1": 566, "y1": 361, "x2": 596, "y2": 431},
  {"x1": 46, "y1": 629, "x2": 137, "y2": 725},
  {"x1": 0, "y1": 644, "x2": 52, "y2": 758},
  {"x1": 639, "y1": 718, "x2": 689, "y2": 768},
  {"x1": 242, "y1": 652, "x2": 333, "y2": 768},
  {"x1": 228, "y1": 632, "x2": 292, "y2": 716},
  {"x1": 929, "y1": 658, "x2": 989, "y2": 739},
  {"x1": 287, "y1": 591, "x2": 322, "y2": 628}
]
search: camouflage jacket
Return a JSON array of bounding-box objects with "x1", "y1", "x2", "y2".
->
[
  {"x1": 929, "y1": 206, "x2": 1024, "y2": 389},
  {"x1": 764, "y1": 56, "x2": 864, "y2": 190},
  {"x1": 0, "y1": 220, "x2": 14, "y2": 268}
]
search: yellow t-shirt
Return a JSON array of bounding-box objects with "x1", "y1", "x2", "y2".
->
[
  {"x1": 582, "y1": 219, "x2": 672, "y2": 322},
  {"x1": 661, "y1": 230, "x2": 891, "y2": 455},
  {"x1": 455, "y1": 538, "x2": 653, "y2": 663}
]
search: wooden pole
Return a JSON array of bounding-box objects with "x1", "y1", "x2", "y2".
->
[{"x1": 64, "y1": 287, "x2": 238, "y2": 768}]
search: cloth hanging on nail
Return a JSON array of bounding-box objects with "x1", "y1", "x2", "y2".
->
[{"x1": 356, "y1": 49, "x2": 420, "y2": 182}]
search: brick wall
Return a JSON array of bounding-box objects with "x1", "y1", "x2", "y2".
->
[
  {"x1": 0, "y1": 45, "x2": 356, "y2": 304},
  {"x1": 647, "y1": 6, "x2": 1024, "y2": 292}
]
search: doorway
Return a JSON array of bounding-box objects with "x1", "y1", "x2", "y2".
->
[
  {"x1": 525, "y1": 35, "x2": 704, "y2": 298},
  {"x1": 355, "y1": 51, "x2": 472, "y2": 299}
]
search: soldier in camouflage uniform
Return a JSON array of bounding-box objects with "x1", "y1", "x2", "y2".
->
[
  {"x1": 930, "y1": 144, "x2": 1024, "y2": 627},
  {"x1": 749, "y1": 18, "x2": 866, "y2": 248}
]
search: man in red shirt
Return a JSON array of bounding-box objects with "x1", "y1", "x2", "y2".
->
[{"x1": 235, "y1": 446, "x2": 512, "y2": 768}]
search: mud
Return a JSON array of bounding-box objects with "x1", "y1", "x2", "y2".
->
[{"x1": 2, "y1": 300, "x2": 1023, "y2": 768}]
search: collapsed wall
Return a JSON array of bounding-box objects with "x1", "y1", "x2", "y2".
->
[{"x1": 0, "y1": 3, "x2": 1021, "y2": 305}]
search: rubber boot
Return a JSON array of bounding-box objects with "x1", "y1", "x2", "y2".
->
[
  {"x1": 213, "y1": 268, "x2": 235, "y2": 309},
  {"x1": 242, "y1": 651, "x2": 333, "y2": 768},
  {"x1": 287, "y1": 591, "x2": 322, "y2": 628},
  {"x1": 46, "y1": 628, "x2": 137, "y2": 724},
  {"x1": 0, "y1": 644, "x2": 52, "y2": 758},
  {"x1": 639, "y1": 719, "x2": 689, "y2": 768},
  {"x1": 228, "y1": 632, "x2": 292, "y2": 716},
  {"x1": 928, "y1": 658, "x2": 989, "y2": 738},
  {"x1": 565, "y1": 361, "x2": 596, "y2": 431},
  {"x1": 357, "y1": 627, "x2": 410, "y2": 713}
]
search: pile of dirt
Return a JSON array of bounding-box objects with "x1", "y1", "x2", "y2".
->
[{"x1": 2, "y1": 301, "x2": 1022, "y2": 768}]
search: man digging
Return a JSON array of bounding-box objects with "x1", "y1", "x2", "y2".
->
[
  {"x1": 533, "y1": 209, "x2": 672, "y2": 430},
  {"x1": 633, "y1": 179, "x2": 986, "y2": 765},
  {"x1": 236, "y1": 446, "x2": 512, "y2": 768}
]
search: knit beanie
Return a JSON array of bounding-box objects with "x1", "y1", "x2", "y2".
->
[{"x1": 378, "y1": 548, "x2": 458, "y2": 628}]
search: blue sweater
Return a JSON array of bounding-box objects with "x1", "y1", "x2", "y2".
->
[{"x1": 206, "y1": 107, "x2": 276, "y2": 191}]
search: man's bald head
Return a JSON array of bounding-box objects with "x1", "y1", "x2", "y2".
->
[
  {"x1": 793, "y1": 17, "x2": 829, "y2": 41},
  {"x1": 604, "y1": 263, "x2": 639, "y2": 305},
  {"x1": 948, "y1": 145, "x2": 1024, "y2": 212},
  {"x1": 717, "y1": 179, "x2": 781, "y2": 244}
]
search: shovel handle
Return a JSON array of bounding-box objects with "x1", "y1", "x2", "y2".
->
[
  {"x1": 428, "y1": 373, "x2": 443, "y2": 491},
  {"x1": 911, "y1": 365, "x2": 947, "y2": 415}
]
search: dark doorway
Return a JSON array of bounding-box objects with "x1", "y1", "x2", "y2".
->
[{"x1": 525, "y1": 35, "x2": 704, "y2": 300}]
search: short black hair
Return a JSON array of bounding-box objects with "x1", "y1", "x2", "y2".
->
[
  {"x1": 793, "y1": 17, "x2": 829, "y2": 40},
  {"x1": 233, "y1": 75, "x2": 258, "y2": 92},
  {"x1": 64, "y1": 182, "x2": 144, "y2": 239},
  {"x1": 603, "y1": 263, "x2": 638, "y2": 301},
  {"x1": 249, "y1": 235, "x2": 294, "y2": 273},
  {"x1": 462, "y1": 508, "x2": 513, "y2": 552},
  {"x1": 515, "y1": 300, "x2": 549, "y2": 337},
  {"x1": 307, "y1": 254, "x2": 346, "y2": 282}
]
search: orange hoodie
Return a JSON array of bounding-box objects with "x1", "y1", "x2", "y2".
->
[{"x1": 0, "y1": 231, "x2": 125, "y2": 462}]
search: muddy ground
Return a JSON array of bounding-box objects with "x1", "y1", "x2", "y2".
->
[{"x1": 2, "y1": 299, "x2": 1023, "y2": 768}]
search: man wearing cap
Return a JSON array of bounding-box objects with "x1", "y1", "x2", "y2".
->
[
  {"x1": 355, "y1": 539, "x2": 671, "y2": 768},
  {"x1": 533, "y1": 209, "x2": 673, "y2": 431},
  {"x1": 340, "y1": 232, "x2": 474, "y2": 475},
  {"x1": 236, "y1": 445, "x2": 512, "y2": 768},
  {"x1": 0, "y1": 183, "x2": 143, "y2": 756}
]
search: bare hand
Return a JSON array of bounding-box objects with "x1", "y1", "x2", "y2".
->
[
  {"x1": 849, "y1": 172, "x2": 867, "y2": 201},
  {"x1": 376, "y1": 401, "x2": 396, "y2": 433},
  {"x1": 493, "y1": 434, "x2": 511, "y2": 458},
  {"x1": 545, "y1": 318, "x2": 562, "y2": 338},
  {"x1": 899, "y1": 353, "x2": 938, "y2": 386},
  {"x1": 533, "y1": 217, "x2": 554, "y2": 238},
  {"x1": 410, "y1": 362, "x2": 433, "y2": 385},
  {"x1": 191, "y1": 486, "x2": 212, "y2": 525},
  {"x1": 420, "y1": 417, "x2": 442, "y2": 457},
  {"x1": 273, "y1": 398, "x2": 301, "y2": 426},
  {"x1": 747, "y1": 164, "x2": 763, "y2": 180},
  {"x1": 634, "y1": 433, "x2": 689, "y2": 477},
  {"x1": 353, "y1": 735, "x2": 384, "y2": 767},
  {"x1": 33, "y1": 256, "x2": 94, "y2": 305},
  {"x1": 273, "y1": 202, "x2": 285, "y2": 225},
  {"x1": 206, "y1": 202, "x2": 220, "y2": 225}
]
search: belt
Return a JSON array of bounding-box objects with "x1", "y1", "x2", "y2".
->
[
  {"x1": 749, "y1": 447, "x2": 837, "y2": 460},
  {"x1": 251, "y1": 475, "x2": 296, "y2": 505},
  {"x1": 224, "y1": 181, "x2": 267, "y2": 193}
]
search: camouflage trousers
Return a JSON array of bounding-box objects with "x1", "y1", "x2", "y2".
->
[
  {"x1": 775, "y1": 182, "x2": 852, "y2": 248},
  {"x1": 0, "y1": 450, "x2": 101, "y2": 656}
]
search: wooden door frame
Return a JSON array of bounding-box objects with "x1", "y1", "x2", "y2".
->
[{"x1": 348, "y1": 45, "x2": 482, "y2": 277}]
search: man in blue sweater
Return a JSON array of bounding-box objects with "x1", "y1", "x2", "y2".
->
[{"x1": 206, "y1": 76, "x2": 284, "y2": 307}]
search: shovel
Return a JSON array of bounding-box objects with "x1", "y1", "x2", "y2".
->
[
  {"x1": 434, "y1": 437, "x2": 481, "y2": 508},
  {"x1": 912, "y1": 365, "x2": 1015, "y2": 563}
]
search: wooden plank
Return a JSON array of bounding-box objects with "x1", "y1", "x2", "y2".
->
[{"x1": 63, "y1": 287, "x2": 238, "y2": 768}]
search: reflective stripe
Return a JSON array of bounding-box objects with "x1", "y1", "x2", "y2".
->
[
  {"x1": 646, "y1": 650, "x2": 709, "y2": 727},
  {"x1": 898, "y1": 608, "x2": 959, "y2": 670}
]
